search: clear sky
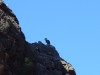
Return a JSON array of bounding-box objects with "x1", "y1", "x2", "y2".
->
[{"x1": 4, "y1": 0, "x2": 100, "y2": 75}]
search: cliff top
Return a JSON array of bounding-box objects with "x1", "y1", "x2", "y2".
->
[{"x1": 0, "y1": 2, "x2": 76, "y2": 75}]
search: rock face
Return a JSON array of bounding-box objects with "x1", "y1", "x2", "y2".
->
[{"x1": 0, "y1": 2, "x2": 76, "y2": 75}]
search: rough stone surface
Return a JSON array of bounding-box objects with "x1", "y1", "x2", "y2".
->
[{"x1": 0, "y1": 2, "x2": 76, "y2": 75}]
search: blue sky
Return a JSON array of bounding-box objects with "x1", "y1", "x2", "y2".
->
[{"x1": 4, "y1": 0, "x2": 100, "y2": 75}]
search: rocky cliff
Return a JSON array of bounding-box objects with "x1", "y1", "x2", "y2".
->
[{"x1": 0, "y1": 2, "x2": 76, "y2": 75}]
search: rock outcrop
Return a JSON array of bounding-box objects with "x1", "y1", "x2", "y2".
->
[{"x1": 0, "y1": 2, "x2": 76, "y2": 75}]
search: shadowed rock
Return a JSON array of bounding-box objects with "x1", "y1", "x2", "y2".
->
[{"x1": 0, "y1": 2, "x2": 76, "y2": 75}]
